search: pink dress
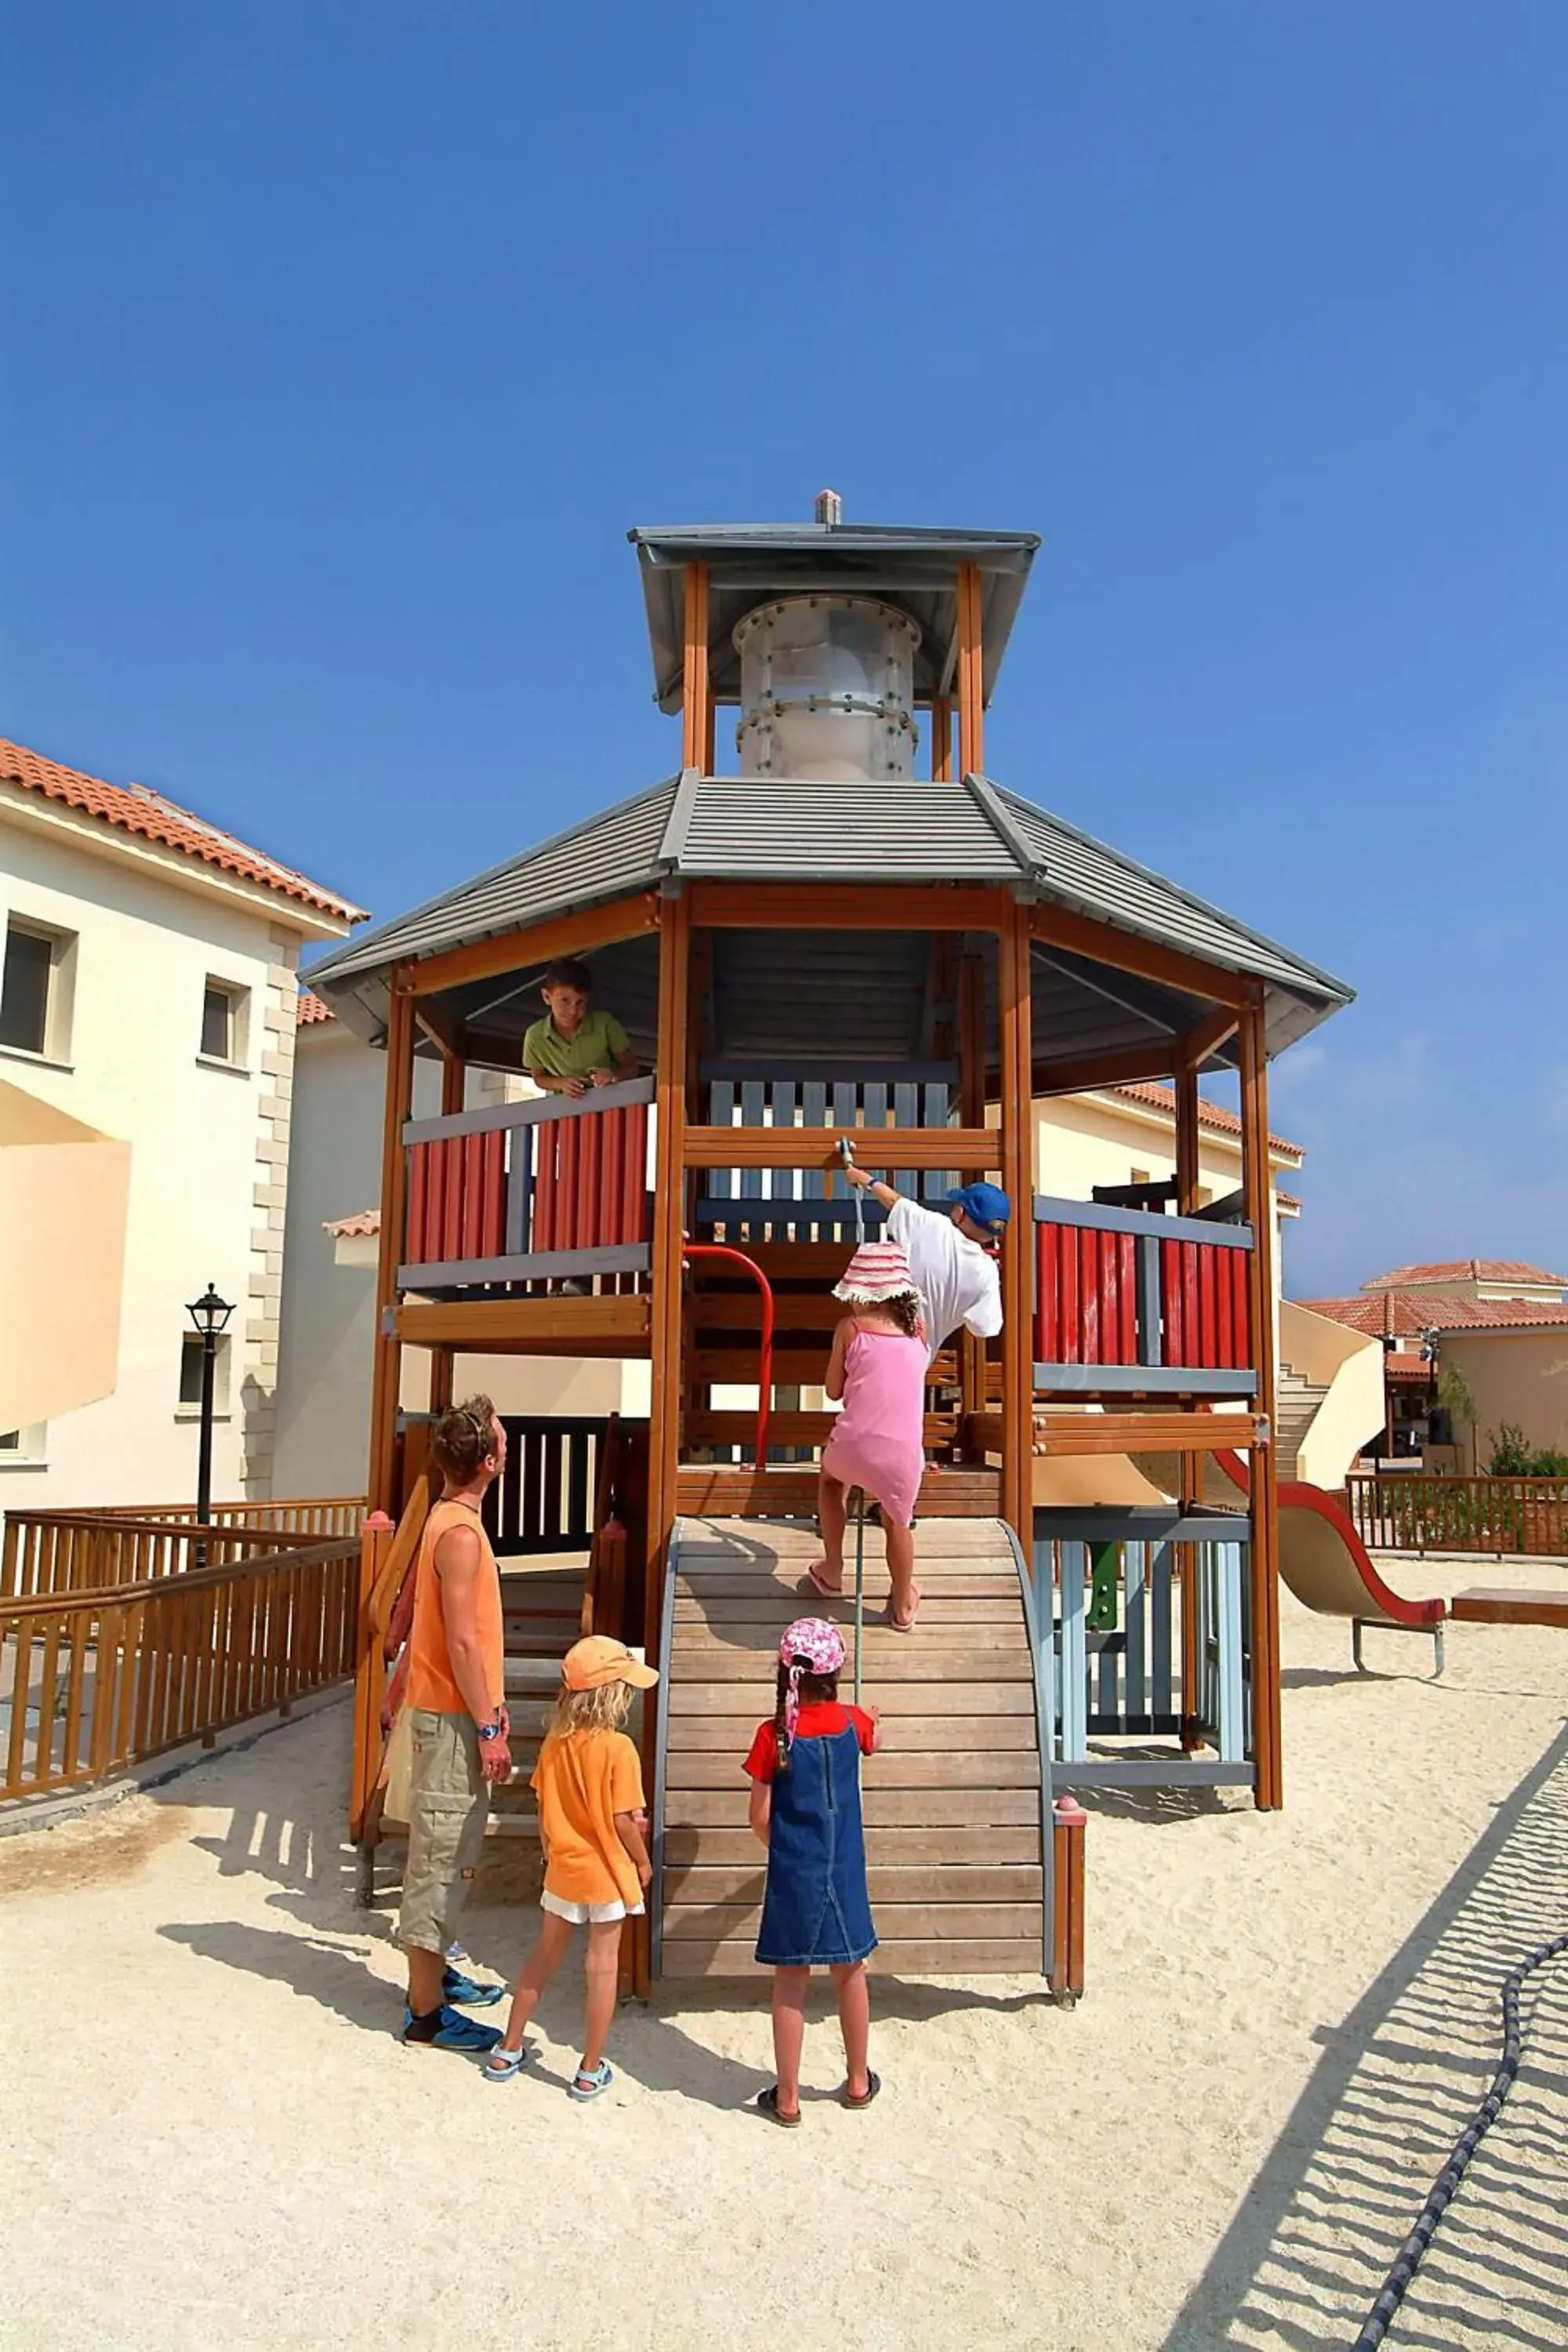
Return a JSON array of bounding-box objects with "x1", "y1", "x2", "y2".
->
[{"x1": 819, "y1": 1322, "x2": 927, "y2": 1528}]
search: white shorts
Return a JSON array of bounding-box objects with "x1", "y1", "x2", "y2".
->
[{"x1": 541, "y1": 1889, "x2": 646, "y2": 1926}]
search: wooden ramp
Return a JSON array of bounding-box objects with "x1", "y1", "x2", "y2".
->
[{"x1": 654, "y1": 1517, "x2": 1050, "y2": 1980}]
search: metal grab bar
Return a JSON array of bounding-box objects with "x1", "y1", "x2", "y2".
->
[{"x1": 681, "y1": 1239, "x2": 775, "y2": 1470}]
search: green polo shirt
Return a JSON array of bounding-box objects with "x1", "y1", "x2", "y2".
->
[{"x1": 523, "y1": 1007, "x2": 630, "y2": 1079}]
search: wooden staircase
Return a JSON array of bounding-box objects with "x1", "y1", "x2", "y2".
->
[{"x1": 655, "y1": 1517, "x2": 1048, "y2": 1979}]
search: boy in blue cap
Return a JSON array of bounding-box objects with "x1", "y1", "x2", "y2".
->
[{"x1": 842, "y1": 1167, "x2": 1009, "y2": 1363}]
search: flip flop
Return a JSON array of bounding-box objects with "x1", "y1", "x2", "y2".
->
[
  {"x1": 886, "y1": 1589, "x2": 921, "y2": 1633},
  {"x1": 840, "y1": 2071, "x2": 882, "y2": 2110},
  {"x1": 804, "y1": 1563, "x2": 845, "y2": 1602},
  {"x1": 757, "y1": 2085, "x2": 802, "y2": 2128}
]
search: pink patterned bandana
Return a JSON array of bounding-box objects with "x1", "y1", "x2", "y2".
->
[{"x1": 779, "y1": 1616, "x2": 846, "y2": 1743}]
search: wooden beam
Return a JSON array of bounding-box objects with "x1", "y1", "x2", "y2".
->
[
  {"x1": 686, "y1": 881, "x2": 1010, "y2": 933},
  {"x1": 681, "y1": 563, "x2": 712, "y2": 774},
  {"x1": 1029, "y1": 902, "x2": 1249, "y2": 1011},
  {"x1": 674, "y1": 1464, "x2": 1000, "y2": 1519},
  {"x1": 931, "y1": 697, "x2": 953, "y2": 782},
  {"x1": 1029, "y1": 1411, "x2": 1268, "y2": 1458},
  {"x1": 999, "y1": 904, "x2": 1033, "y2": 1544},
  {"x1": 403, "y1": 891, "x2": 661, "y2": 1000},
  {"x1": 1181, "y1": 1004, "x2": 1241, "y2": 1069},
  {"x1": 958, "y1": 950, "x2": 988, "y2": 1444},
  {"x1": 1033, "y1": 1043, "x2": 1179, "y2": 1098},
  {"x1": 682, "y1": 1126, "x2": 998, "y2": 1171},
  {"x1": 956, "y1": 562, "x2": 984, "y2": 776},
  {"x1": 394, "y1": 1296, "x2": 652, "y2": 1353},
  {"x1": 1240, "y1": 996, "x2": 1283, "y2": 1811},
  {"x1": 368, "y1": 980, "x2": 416, "y2": 1515},
  {"x1": 648, "y1": 891, "x2": 691, "y2": 1630}
]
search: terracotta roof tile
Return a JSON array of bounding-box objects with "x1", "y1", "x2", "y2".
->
[
  {"x1": 324, "y1": 1209, "x2": 379, "y2": 1239},
  {"x1": 0, "y1": 735, "x2": 365, "y2": 924},
  {"x1": 1385, "y1": 1352, "x2": 1432, "y2": 1380},
  {"x1": 1423, "y1": 1299, "x2": 1568, "y2": 1333},
  {"x1": 296, "y1": 989, "x2": 334, "y2": 1025},
  {"x1": 1108, "y1": 1080, "x2": 1302, "y2": 1159},
  {"x1": 1303, "y1": 1291, "x2": 1568, "y2": 1338},
  {"x1": 1363, "y1": 1258, "x2": 1566, "y2": 1290}
]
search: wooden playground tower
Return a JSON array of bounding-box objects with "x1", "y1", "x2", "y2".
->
[{"x1": 318, "y1": 504, "x2": 1351, "y2": 1982}]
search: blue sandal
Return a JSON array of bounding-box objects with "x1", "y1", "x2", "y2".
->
[
  {"x1": 569, "y1": 2060, "x2": 615, "y2": 2101},
  {"x1": 481, "y1": 2042, "x2": 534, "y2": 2082}
]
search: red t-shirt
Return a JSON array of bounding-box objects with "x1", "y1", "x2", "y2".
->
[{"x1": 743, "y1": 1702, "x2": 877, "y2": 1782}]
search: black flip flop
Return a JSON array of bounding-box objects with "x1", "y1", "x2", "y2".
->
[
  {"x1": 757, "y1": 2085, "x2": 802, "y2": 2128},
  {"x1": 841, "y1": 2071, "x2": 882, "y2": 2110}
]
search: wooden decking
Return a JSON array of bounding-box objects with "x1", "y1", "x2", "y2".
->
[{"x1": 655, "y1": 1517, "x2": 1047, "y2": 1979}]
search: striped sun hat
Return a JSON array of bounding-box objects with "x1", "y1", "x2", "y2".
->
[{"x1": 833, "y1": 1238, "x2": 922, "y2": 1304}]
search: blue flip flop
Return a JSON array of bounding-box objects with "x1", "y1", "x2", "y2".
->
[
  {"x1": 443, "y1": 1965, "x2": 504, "y2": 2008},
  {"x1": 568, "y1": 2060, "x2": 615, "y2": 2102}
]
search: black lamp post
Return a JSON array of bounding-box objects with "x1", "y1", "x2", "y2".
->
[{"x1": 187, "y1": 1282, "x2": 234, "y2": 1552}]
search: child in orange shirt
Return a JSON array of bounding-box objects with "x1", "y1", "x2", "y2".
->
[{"x1": 482, "y1": 1635, "x2": 657, "y2": 2099}]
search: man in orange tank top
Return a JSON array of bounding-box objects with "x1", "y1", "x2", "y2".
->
[{"x1": 399, "y1": 1396, "x2": 513, "y2": 2052}]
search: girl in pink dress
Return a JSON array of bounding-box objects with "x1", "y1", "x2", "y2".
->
[{"x1": 808, "y1": 1239, "x2": 927, "y2": 1632}]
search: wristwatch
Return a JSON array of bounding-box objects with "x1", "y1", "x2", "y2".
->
[{"x1": 476, "y1": 1715, "x2": 504, "y2": 1744}]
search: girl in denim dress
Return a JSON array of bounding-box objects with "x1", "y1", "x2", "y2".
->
[{"x1": 744, "y1": 1617, "x2": 881, "y2": 2125}]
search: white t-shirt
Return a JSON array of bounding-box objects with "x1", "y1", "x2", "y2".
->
[{"x1": 884, "y1": 1194, "x2": 1004, "y2": 1363}]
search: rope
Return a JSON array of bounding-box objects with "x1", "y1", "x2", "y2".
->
[
  {"x1": 837, "y1": 1140, "x2": 866, "y2": 1700},
  {"x1": 1351, "y1": 1929, "x2": 1568, "y2": 2349}
]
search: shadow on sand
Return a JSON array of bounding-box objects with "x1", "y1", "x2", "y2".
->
[{"x1": 1160, "y1": 1717, "x2": 1568, "y2": 2350}]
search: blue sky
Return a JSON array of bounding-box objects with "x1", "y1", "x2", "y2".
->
[{"x1": 4, "y1": 2, "x2": 1565, "y2": 1297}]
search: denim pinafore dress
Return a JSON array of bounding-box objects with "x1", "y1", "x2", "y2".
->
[{"x1": 755, "y1": 1724, "x2": 878, "y2": 1968}]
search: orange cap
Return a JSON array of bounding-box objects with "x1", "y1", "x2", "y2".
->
[{"x1": 562, "y1": 1635, "x2": 659, "y2": 1692}]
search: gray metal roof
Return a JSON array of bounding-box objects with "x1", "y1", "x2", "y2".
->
[
  {"x1": 676, "y1": 777, "x2": 1021, "y2": 882},
  {"x1": 630, "y1": 522, "x2": 1040, "y2": 714},
  {"x1": 309, "y1": 766, "x2": 1352, "y2": 1062}
]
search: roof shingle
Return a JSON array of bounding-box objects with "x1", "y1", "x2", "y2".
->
[
  {"x1": 1363, "y1": 1258, "x2": 1566, "y2": 1291},
  {"x1": 0, "y1": 735, "x2": 364, "y2": 924}
]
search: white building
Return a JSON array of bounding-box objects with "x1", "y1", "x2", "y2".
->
[{"x1": 0, "y1": 735, "x2": 361, "y2": 1508}]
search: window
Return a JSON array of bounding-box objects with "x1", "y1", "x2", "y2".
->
[
  {"x1": 178, "y1": 1331, "x2": 232, "y2": 1416},
  {"x1": 1130, "y1": 1167, "x2": 1151, "y2": 1187},
  {"x1": 0, "y1": 918, "x2": 75, "y2": 1059},
  {"x1": 199, "y1": 978, "x2": 249, "y2": 1066},
  {"x1": 0, "y1": 1423, "x2": 48, "y2": 1466}
]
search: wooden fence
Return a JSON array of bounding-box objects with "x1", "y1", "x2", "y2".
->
[
  {"x1": 0, "y1": 1537, "x2": 359, "y2": 1803},
  {"x1": 1033, "y1": 1195, "x2": 1256, "y2": 1398},
  {"x1": 0, "y1": 1512, "x2": 355, "y2": 1602},
  {"x1": 1345, "y1": 1473, "x2": 1568, "y2": 1558}
]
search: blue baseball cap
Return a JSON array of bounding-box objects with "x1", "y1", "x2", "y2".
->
[{"x1": 948, "y1": 1181, "x2": 1011, "y2": 1237}]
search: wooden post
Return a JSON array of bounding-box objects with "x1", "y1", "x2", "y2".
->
[
  {"x1": 681, "y1": 564, "x2": 712, "y2": 775},
  {"x1": 958, "y1": 947, "x2": 987, "y2": 1446},
  {"x1": 956, "y1": 564, "x2": 984, "y2": 776},
  {"x1": 1240, "y1": 994, "x2": 1283, "y2": 1809},
  {"x1": 1174, "y1": 1047, "x2": 1203, "y2": 1745},
  {"x1": 931, "y1": 697, "x2": 953, "y2": 782},
  {"x1": 349, "y1": 1510, "x2": 394, "y2": 1840},
  {"x1": 368, "y1": 976, "x2": 416, "y2": 1518},
  {"x1": 999, "y1": 905, "x2": 1034, "y2": 1547},
  {"x1": 639, "y1": 889, "x2": 691, "y2": 1994}
]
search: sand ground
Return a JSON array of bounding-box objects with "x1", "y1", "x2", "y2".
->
[{"x1": 2, "y1": 1558, "x2": 1566, "y2": 2352}]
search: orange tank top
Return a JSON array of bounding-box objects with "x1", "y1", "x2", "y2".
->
[{"x1": 405, "y1": 1496, "x2": 504, "y2": 1716}]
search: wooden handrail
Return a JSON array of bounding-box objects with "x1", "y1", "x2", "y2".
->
[
  {"x1": 0, "y1": 1538, "x2": 361, "y2": 1803},
  {"x1": 368, "y1": 1486, "x2": 430, "y2": 1639},
  {"x1": 0, "y1": 1537, "x2": 357, "y2": 1620}
]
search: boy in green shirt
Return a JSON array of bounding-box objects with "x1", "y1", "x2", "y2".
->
[{"x1": 523, "y1": 959, "x2": 637, "y2": 1098}]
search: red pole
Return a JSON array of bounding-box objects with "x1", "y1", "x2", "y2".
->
[{"x1": 680, "y1": 1240, "x2": 774, "y2": 1470}]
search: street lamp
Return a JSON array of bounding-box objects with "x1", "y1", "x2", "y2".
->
[{"x1": 187, "y1": 1282, "x2": 234, "y2": 1548}]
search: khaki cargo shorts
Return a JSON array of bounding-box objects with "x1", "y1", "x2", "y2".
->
[{"x1": 397, "y1": 1709, "x2": 490, "y2": 1955}]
